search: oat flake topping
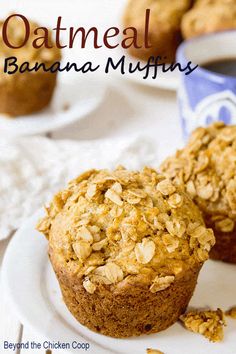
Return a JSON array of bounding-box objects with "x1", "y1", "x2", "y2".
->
[
  {"x1": 161, "y1": 122, "x2": 236, "y2": 233},
  {"x1": 37, "y1": 167, "x2": 214, "y2": 294}
]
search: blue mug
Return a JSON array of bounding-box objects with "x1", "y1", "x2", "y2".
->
[{"x1": 177, "y1": 31, "x2": 236, "y2": 139}]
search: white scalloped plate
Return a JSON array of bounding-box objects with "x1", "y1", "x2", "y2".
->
[
  {"x1": 0, "y1": 73, "x2": 107, "y2": 137},
  {"x1": 2, "y1": 210, "x2": 236, "y2": 354}
]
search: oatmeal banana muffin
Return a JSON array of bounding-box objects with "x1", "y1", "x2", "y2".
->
[
  {"x1": 0, "y1": 16, "x2": 61, "y2": 117},
  {"x1": 181, "y1": 0, "x2": 236, "y2": 39},
  {"x1": 161, "y1": 122, "x2": 236, "y2": 263},
  {"x1": 37, "y1": 167, "x2": 214, "y2": 338},
  {"x1": 123, "y1": 0, "x2": 192, "y2": 62}
]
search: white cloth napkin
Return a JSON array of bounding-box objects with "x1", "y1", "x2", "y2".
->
[{"x1": 0, "y1": 135, "x2": 158, "y2": 240}]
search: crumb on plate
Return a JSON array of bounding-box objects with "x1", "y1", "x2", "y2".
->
[
  {"x1": 146, "y1": 349, "x2": 164, "y2": 354},
  {"x1": 180, "y1": 308, "x2": 226, "y2": 342},
  {"x1": 225, "y1": 306, "x2": 236, "y2": 319}
]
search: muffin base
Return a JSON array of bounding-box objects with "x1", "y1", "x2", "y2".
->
[
  {"x1": 51, "y1": 251, "x2": 202, "y2": 338},
  {"x1": 204, "y1": 217, "x2": 236, "y2": 263},
  {"x1": 210, "y1": 230, "x2": 236, "y2": 263},
  {"x1": 0, "y1": 71, "x2": 58, "y2": 117}
]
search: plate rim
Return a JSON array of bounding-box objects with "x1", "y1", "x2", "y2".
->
[
  {"x1": 1, "y1": 210, "x2": 118, "y2": 354},
  {"x1": 0, "y1": 77, "x2": 108, "y2": 137}
]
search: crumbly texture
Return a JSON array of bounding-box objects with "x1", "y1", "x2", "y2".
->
[
  {"x1": 225, "y1": 306, "x2": 236, "y2": 319},
  {"x1": 37, "y1": 167, "x2": 214, "y2": 338},
  {"x1": 161, "y1": 122, "x2": 236, "y2": 263},
  {"x1": 123, "y1": 0, "x2": 192, "y2": 62},
  {"x1": 0, "y1": 16, "x2": 61, "y2": 116},
  {"x1": 146, "y1": 349, "x2": 164, "y2": 354},
  {"x1": 181, "y1": 0, "x2": 236, "y2": 39},
  {"x1": 180, "y1": 308, "x2": 226, "y2": 342}
]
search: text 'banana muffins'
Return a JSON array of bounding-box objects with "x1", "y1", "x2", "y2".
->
[
  {"x1": 37, "y1": 167, "x2": 214, "y2": 338},
  {"x1": 123, "y1": 0, "x2": 192, "y2": 62},
  {"x1": 0, "y1": 16, "x2": 61, "y2": 116},
  {"x1": 161, "y1": 122, "x2": 236, "y2": 263}
]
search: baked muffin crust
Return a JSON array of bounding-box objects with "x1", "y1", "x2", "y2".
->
[
  {"x1": 161, "y1": 122, "x2": 236, "y2": 263},
  {"x1": 38, "y1": 167, "x2": 214, "y2": 337},
  {"x1": 38, "y1": 167, "x2": 214, "y2": 286}
]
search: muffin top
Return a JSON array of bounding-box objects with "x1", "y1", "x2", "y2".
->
[
  {"x1": 181, "y1": 1, "x2": 236, "y2": 39},
  {"x1": 124, "y1": 0, "x2": 192, "y2": 31},
  {"x1": 161, "y1": 123, "x2": 236, "y2": 233},
  {"x1": 37, "y1": 167, "x2": 214, "y2": 294},
  {"x1": 195, "y1": 0, "x2": 236, "y2": 7},
  {"x1": 0, "y1": 15, "x2": 61, "y2": 64}
]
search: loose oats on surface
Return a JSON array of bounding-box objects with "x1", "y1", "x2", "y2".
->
[
  {"x1": 225, "y1": 306, "x2": 236, "y2": 319},
  {"x1": 180, "y1": 308, "x2": 226, "y2": 342},
  {"x1": 146, "y1": 349, "x2": 164, "y2": 354}
]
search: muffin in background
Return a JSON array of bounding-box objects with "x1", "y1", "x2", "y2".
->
[
  {"x1": 123, "y1": 0, "x2": 192, "y2": 62},
  {"x1": 37, "y1": 167, "x2": 214, "y2": 338},
  {"x1": 181, "y1": 0, "x2": 236, "y2": 39},
  {"x1": 161, "y1": 122, "x2": 236, "y2": 263},
  {"x1": 194, "y1": 0, "x2": 236, "y2": 7},
  {"x1": 0, "y1": 15, "x2": 61, "y2": 117}
]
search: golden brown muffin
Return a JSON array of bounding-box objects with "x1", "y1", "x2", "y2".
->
[
  {"x1": 181, "y1": 0, "x2": 236, "y2": 39},
  {"x1": 161, "y1": 122, "x2": 236, "y2": 263},
  {"x1": 37, "y1": 167, "x2": 214, "y2": 338},
  {"x1": 195, "y1": 0, "x2": 236, "y2": 7},
  {"x1": 0, "y1": 16, "x2": 61, "y2": 117},
  {"x1": 123, "y1": 0, "x2": 192, "y2": 62}
]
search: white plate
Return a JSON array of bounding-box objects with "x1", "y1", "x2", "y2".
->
[
  {"x1": 2, "y1": 210, "x2": 236, "y2": 354},
  {"x1": 0, "y1": 74, "x2": 107, "y2": 137},
  {"x1": 113, "y1": 48, "x2": 180, "y2": 91}
]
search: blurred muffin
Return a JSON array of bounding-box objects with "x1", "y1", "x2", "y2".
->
[
  {"x1": 195, "y1": 0, "x2": 236, "y2": 7},
  {"x1": 182, "y1": 0, "x2": 236, "y2": 39},
  {"x1": 0, "y1": 16, "x2": 61, "y2": 117},
  {"x1": 123, "y1": 0, "x2": 192, "y2": 62},
  {"x1": 161, "y1": 122, "x2": 236, "y2": 263},
  {"x1": 37, "y1": 167, "x2": 214, "y2": 338}
]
